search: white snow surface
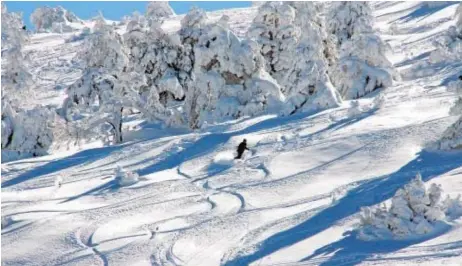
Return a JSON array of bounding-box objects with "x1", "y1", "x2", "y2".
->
[{"x1": 2, "y1": 2, "x2": 462, "y2": 266}]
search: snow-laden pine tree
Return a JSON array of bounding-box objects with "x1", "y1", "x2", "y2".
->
[
  {"x1": 327, "y1": 2, "x2": 396, "y2": 100},
  {"x1": 247, "y1": 2, "x2": 298, "y2": 85},
  {"x1": 30, "y1": 6, "x2": 83, "y2": 33},
  {"x1": 282, "y1": 2, "x2": 341, "y2": 114},
  {"x1": 63, "y1": 15, "x2": 143, "y2": 143},
  {"x1": 124, "y1": 13, "x2": 187, "y2": 126},
  {"x1": 248, "y1": 2, "x2": 341, "y2": 115},
  {"x1": 180, "y1": 8, "x2": 284, "y2": 129},
  {"x1": 1, "y1": 3, "x2": 33, "y2": 103},
  {"x1": 326, "y1": 2, "x2": 373, "y2": 47},
  {"x1": 358, "y1": 173, "x2": 462, "y2": 240},
  {"x1": 145, "y1": 1, "x2": 175, "y2": 26}
]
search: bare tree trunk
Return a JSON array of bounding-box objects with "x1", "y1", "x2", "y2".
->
[{"x1": 108, "y1": 107, "x2": 123, "y2": 143}]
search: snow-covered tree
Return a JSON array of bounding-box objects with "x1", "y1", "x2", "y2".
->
[
  {"x1": 247, "y1": 2, "x2": 298, "y2": 84},
  {"x1": 179, "y1": 6, "x2": 208, "y2": 75},
  {"x1": 145, "y1": 1, "x2": 175, "y2": 26},
  {"x1": 124, "y1": 14, "x2": 187, "y2": 126},
  {"x1": 326, "y1": 2, "x2": 373, "y2": 47},
  {"x1": 179, "y1": 9, "x2": 285, "y2": 128},
  {"x1": 1, "y1": 3, "x2": 33, "y2": 103},
  {"x1": 248, "y1": 2, "x2": 340, "y2": 115},
  {"x1": 430, "y1": 3, "x2": 462, "y2": 63},
  {"x1": 327, "y1": 2, "x2": 396, "y2": 99},
  {"x1": 438, "y1": 77, "x2": 462, "y2": 149},
  {"x1": 30, "y1": 6, "x2": 83, "y2": 33},
  {"x1": 63, "y1": 16, "x2": 142, "y2": 143},
  {"x1": 282, "y1": 2, "x2": 341, "y2": 114},
  {"x1": 1, "y1": 5, "x2": 71, "y2": 160},
  {"x1": 358, "y1": 173, "x2": 462, "y2": 240},
  {"x1": 333, "y1": 34, "x2": 396, "y2": 99},
  {"x1": 183, "y1": 72, "x2": 222, "y2": 129}
]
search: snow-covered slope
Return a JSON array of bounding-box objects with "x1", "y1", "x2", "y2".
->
[{"x1": 2, "y1": 2, "x2": 462, "y2": 266}]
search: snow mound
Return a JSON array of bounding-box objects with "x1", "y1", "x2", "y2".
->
[
  {"x1": 1, "y1": 216, "x2": 14, "y2": 229},
  {"x1": 114, "y1": 166, "x2": 139, "y2": 186},
  {"x1": 213, "y1": 152, "x2": 235, "y2": 166}
]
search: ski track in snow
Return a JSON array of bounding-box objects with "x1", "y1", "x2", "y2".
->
[{"x1": 3, "y1": 2, "x2": 462, "y2": 266}]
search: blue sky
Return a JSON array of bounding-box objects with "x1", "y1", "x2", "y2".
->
[{"x1": 4, "y1": 1, "x2": 252, "y2": 30}]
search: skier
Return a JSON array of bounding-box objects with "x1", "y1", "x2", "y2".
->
[{"x1": 235, "y1": 139, "x2": 249, "y2": 159}]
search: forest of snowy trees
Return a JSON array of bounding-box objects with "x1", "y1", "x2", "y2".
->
[{"x1": 2, "y1": 1, "x2": 462, "y2": 158}]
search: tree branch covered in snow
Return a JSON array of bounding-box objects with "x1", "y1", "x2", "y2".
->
[{"x1": 358, "y1": 173, "x2": 462, "y2": 240}]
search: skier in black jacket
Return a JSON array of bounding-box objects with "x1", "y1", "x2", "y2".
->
[{"x1": 235, "y1": 139, "x2": 249, "y2": 159}]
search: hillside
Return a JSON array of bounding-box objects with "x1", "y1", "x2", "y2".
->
[{"x1": 2, "y1": 2, "x2": 462, "y2": 266}]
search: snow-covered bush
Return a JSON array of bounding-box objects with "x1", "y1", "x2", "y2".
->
[
  {"x1": 1, "y1": 216, "x2": 14, "y2": 229},
  {"x1": 249, "y1": 2, "x2": 341, "y2": 115},
  {"x1": 443, "y1": 194, "x2": 462, "y2": 218},
  {"x1": 327, "y1": 2, "x2": 397, "y2": 99},
  {"x1": 358, "y1": 173, "x2": 462, "y2": 240},
  {"x1": 1, "y1": 98, "x2": 59, "y2": 159},
  {"x1": 30, "y1": 6, "x2": 83, "y2": 33},
  {"x1": 347, "y1": 100, "x2": 365, "y2": 117},
  {"x1": 115, "y1": 166, "x2": 139, "y2": 186}
]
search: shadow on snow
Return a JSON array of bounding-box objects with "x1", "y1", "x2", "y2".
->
[
  {"x1": 1, "y1": 144, "x2": 130, "y2": 188},
  {"x1": 224, "y1": 150, "x2": 462, "y2": 266}
]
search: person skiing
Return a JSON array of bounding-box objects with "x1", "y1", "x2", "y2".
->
[{"x1": 235, "y1": 139, "x2": 249, "y2": 159}]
